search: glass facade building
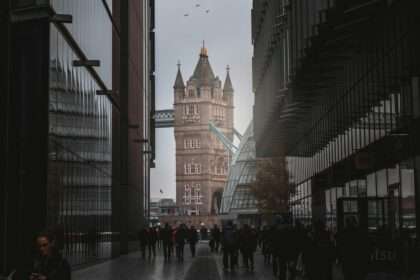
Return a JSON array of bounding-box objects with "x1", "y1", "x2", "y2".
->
[
  {"x1": 1, "y1": 0, "x2": 155, "y2": 274},
  {"x1": 253, "y1": 0, "x2": 420, "y2": 272},
  {"x1": 220, "y1": 122, "x2": 258, "y2": 222}
]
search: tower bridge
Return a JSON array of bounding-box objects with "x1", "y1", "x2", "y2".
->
[{"x1": 154, "y1": 46, "x2": 237, "y2": 216}]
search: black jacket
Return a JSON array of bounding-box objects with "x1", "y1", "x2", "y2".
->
[{"x1": 14, "y1": 253, "x2": 71, "y2": 280}]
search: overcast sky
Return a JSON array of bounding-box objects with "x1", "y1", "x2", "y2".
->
[{"x1": 150, "y1": 0, "x2": 254, "y2": 200}]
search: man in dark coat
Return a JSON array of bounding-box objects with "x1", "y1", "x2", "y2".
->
[
  {"x1": 221, "y1": 221, "x2": 239, "y2": 271},
  {"x1": 175, "y1": 224, "x2": 187, "y2": 261},
  {"x1": 210, "y1": 224, "x2": 221, "y2": 253},
  {"x1": 239, "y1": 224, "x2": 258, "y2": 271},
  {"x1": 161, "y1": 223, "x2": 173, "y2": 261},
  {"x1": 147, "y1": 227, "x2": 157, "y2": 258},
  {"x1": 138, "y1": 228, "x2": 148, "y2": 259},
  {"x1": 337, "y1": 216, "x2": 369, "y2": 280},
  {"x1": 187, "y1": 226, "x2": 198, "y2": 257}
]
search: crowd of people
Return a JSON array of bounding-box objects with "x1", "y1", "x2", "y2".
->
[
  {"x1": 11, "y1": 216, "x2": 405, "y2": 280},
  {"x1": 218, "y1": 217, "x2": 375, "y2": 280},
  {"x1": 138, "y1": 223, "x2": 222, "y2": 262}
]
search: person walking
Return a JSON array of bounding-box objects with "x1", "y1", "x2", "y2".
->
[
  {"x1": 175, "y1": 224, "x2": 187, "y2": 261},
  {"x1": 138, "y1": 228, "x2": 149, "y2": 259},
  {"x1": 147, "y1": 227, "x2": 157, "y2": 258},
  {"x1": 239, "y1": 224, "x2": 258, "y2": 271},
  {"x1": 288, "y1": 220, "x2": 309, "y2": 279},
  {"x1": 210, "y1": 224, "x2": 221, "y2": 253},
  {"x1": 261, "y1": 225, "x2": 272, "y2": 264},
  {"x1": 272, "y1": 221, "x2": 290, "y2": 280},
  {"x1": 187, "y1": 225, "x2": 198, "y2": 257},
  {"x1": 161, "y1": 223, "x2": 173, "y2": 261},
  {"x1": 15, "y1": 231, "x2": 71, "y2": 280},
  {"x1": 200, "y1": 225, "x2": 208, "y2": 241},
  {"x1": 305, "y1": 220, "x2": 334, "y2": 280},
  {"x1": 221, "y1": 221, "x2": 238, "y2": 272},
  {"x1": 337, "y1": 216, "x2": 369, "y2": 280}
]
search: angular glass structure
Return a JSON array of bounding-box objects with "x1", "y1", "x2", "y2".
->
[{"x1": 220, "y1": 122, "x2": 257, "y2": 218}]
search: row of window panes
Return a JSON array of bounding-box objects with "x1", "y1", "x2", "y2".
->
[
  {"x1": 184, "y1": 138, "x2": 200, "y2": 149},
  {"x1": 184, "y1": 183, "x2": 202, "y2": 205},
  {"x1": 184, "y1": 163, "x2": 202, "y2": 175},
  {"x1": 183, "y1": 104, "x2": 199, "y2": 115}
]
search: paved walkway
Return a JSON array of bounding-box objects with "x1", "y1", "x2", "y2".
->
[
  {"x1": 74, "y1": 243, "x2": 406, "y2": 280},
  {"x1": 74, "y1": 242, "x2": 275, "y2": 280}
]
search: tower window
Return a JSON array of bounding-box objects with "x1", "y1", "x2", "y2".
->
[
  {"x1": 197, "y1": 88, "x2": 201, "y2": 98},
  {"x1": 184, "y1": 162, "x2": 202, "y2": 175},
  {"x1": 184, "y1": 138, "x2": 201, "y2": 149},
  {"x1": 188, "y1": 89, "x2": 194, "y2": 97}
]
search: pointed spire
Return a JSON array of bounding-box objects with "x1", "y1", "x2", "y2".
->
[
  {"x1": 200, "y1": 40, "x2": 208, "y2": 57},
  {"x1": 223, "y1": 65, "x2": 234, "y2": 93},
  {"x1": 192, "y1": 44, "x2": 215, "y2": 86},
  {"x1": 174, "y1": 60, "x2": 185, "y2": 90}
]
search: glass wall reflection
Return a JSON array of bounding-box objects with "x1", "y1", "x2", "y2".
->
[{"x1": 48, "y1": 1, "x2": 113, "y2": 265}]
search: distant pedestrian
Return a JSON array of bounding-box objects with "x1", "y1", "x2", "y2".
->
[
  {"x1": 148, "y1": 227, "x2": 157, "y2": 258},
  {"x1": 239, "y1": 224, "x2": 258, "y2": 271},
  {"x1": 161, "y1": 223, "x2": 173, "y2": 261},
  {"x1": 187, "y1": 226, "x2": 198, "y2": 257},
  {"x1": 210, "y1": 224, "x2": 221, "y2": 253},
  {"x1": 261, "y1": 225, "x2": 272, "y2": 264},
  {"x1": 138, "y1": 228, "x2": 148, "y2": 259},
  {"x1": 200, "y1": 225, "x2": 208, "y2": 240},
  {"x1": 221, "y1": 221, "x2": 238, "y2": 271},
  {"x1": 175, "y1": 224, "x2": 187, "y2": 261}
]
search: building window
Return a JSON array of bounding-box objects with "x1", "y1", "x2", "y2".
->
[
  {"x1": 213, "y1": 106, "x2": 224, "y2": 122},
  {"x1": 188, "y1": 89, "x2": 194, "y2": 97},
  {"x1": 184, "y1": 138, "x2": 201, "y2": 149},
  {"x1": 184, "y1": 183, "x2": 202, "y2": 205},
  {"x1": 183, "y1": 104, "x2": 199, "y2": 116},
  {"x1": 184, "y1": 162, "x2": 202, "y2": 175},
  {"x1": 184, "y1": 184, "x2": 191, "y2": 205}
]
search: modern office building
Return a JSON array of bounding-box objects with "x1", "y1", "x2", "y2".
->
[
  {"x1": 174, "y1": 46, "x2": 234, "y2": 216},
  {"x1": 253, "y1": 0, "x2": 420, "y2": 243},
  {"x1": 220, "y1": 121, "x2": 258, "y2": 224},
  {"x1": 1, "y1": 0, "x2": 155, "y2": 274}
]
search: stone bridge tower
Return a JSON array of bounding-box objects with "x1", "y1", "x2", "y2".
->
[{"x1": 174, "y1": 46, "x2": 234, "y2": 216}]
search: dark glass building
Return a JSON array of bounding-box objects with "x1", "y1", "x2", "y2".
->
[
  {"x1": 253, "y1": 0, "x2": 420, "y2": 273},
  {"x1": 1, "y1": 0, "x2": 155, "y2": 274}
]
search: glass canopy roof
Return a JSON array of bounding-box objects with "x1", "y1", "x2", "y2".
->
[{"x1": 220, "y1": 121, "x2": 257, "y2": 214}]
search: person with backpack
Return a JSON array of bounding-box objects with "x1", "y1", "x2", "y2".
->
[{"x1": 221, "y1": 221, "x2": 238, "y2": 271}]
